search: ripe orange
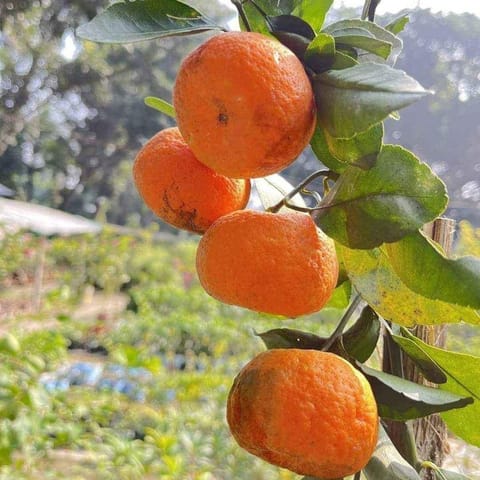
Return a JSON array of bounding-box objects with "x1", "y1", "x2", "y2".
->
[
  {"x1": 195, "y1": 210, "x2": 338, "y2": 317},
  {"x1": 227, "y1": 349, "x2": 379, "y2": 478},
  {"x1": 173, "y1": 31, "x2": 316, "y2": 179},
  {"x1": 133, "y1": 127, "x2": 251, "y2": 234}
]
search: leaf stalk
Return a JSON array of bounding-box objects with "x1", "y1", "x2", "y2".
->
[
  {"x1": 267, "y1": 170, "x2": 333, "y2": 213},
  {"x1": 321, "y1": 293, "x2": 362, "y2": 352}
]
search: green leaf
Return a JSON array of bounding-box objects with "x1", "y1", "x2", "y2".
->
[
  {"x1": 271, "y1": 31, "x2": 310, "y2": 59},
  {"x1": 305, "y1": 33, "x2": 336, "y2": 73},
  {"x1": 266, "y1": 14, "x2": 315, "y2": 39},
  {"x1": 339, "y1": 244, "x2": 480, "y2": 326},
  {"x1": 255, "y1": 328, "x2": 324, "y2": 350},
  {"x1": 385, "y1": 15, "x2": 410, "y2": 35},
  {"x1": 315, "y1": 145, "x2": 448, "y2": 249},
  {"x1": 342, "y1": 306, "x2": 380, "y2": 362},
  {"x1": 324, "y1": 280, "x2": 351, "y2": 309},
  {"x1": 310, "y1": 123, "x2": 348, "y2": 173},
  {"x1": 400, "y1": 328, "x2": 480, "y2": 447},
  {"x1": 314, "y1": 63, "x2": 430, "y2": 138},
  {"x1": 357, "y1": 363, "x2": 473, "y2": 421},
  {"x1": 324, "y1": 19, "x2": 402, "y2": 65},
  {"x1": 385, "y1": 231, "x2": 480, "y2": 309},
  {"x1": 144, "y1": 97, "x2": 176, "y2": 118},
  {"x1": 292, "y1": 0, "x2": 333, "y2": 33},
  {"x1": 334, "y1": 30, "x2": 392, "y2": 60},
  {"x1": 330, "y1": 50, "x2": 358, "y2": 70},
  {"x1": 253, "y1": 174, "x2": 306, "y2": 213},
  {"x1": 363, "y1": 425, "x2": 421, "y2": 480},
  {"x1": 76, "y1": 0, "x2": 221, "y2": 43},
  {"x1": 324, "y1": 122, "x2": 383, "y2": 170},
  {"x1": 240, "y1": 0, "x2": 295, "y2": 34},
  {"x1": 391, "y1": 333, "x2": 447, "y2": 384},
  {"x1": 431, "y1": 468, "x2": 473, "y2": 480}
]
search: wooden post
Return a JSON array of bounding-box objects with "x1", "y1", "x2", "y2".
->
[{"x1": 384, "y1": 217, "x2": 455, "y2": 479}]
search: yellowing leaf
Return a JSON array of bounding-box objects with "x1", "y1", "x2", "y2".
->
[{"x1": 340, "y1": 245, "x2": 480, "y2": 326}]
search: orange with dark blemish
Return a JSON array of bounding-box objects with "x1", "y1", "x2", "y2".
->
[
  {"x1": 174, "y1": 32, "x2": 316, "y2": 179},
  {"x1": 133, "y1": 127, "x2": 251, "y2": 234},
  {"x1": 227, "y1": 349, "x2": 379, "y2": 478}
]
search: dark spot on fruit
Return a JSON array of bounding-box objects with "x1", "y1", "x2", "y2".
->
[{"x1": 218, "y1": 113, "x2": 228, "y2": 124}]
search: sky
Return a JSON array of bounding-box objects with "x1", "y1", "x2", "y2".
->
[
  {"x1": 219, "y1": 0, "x2": 480, "y2": 17},
  {"x1": 337, "y1": 0, "x2": 480, "y2": 15}
]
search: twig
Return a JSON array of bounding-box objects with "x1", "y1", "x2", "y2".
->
[
  {"x1": 321, "y1": 294, "x2": 362, "y2": 352},
  {"x1": 231, "y1": 0, "x2": 252, "y2": 31},
  {"x1": 267, "y1": 170, "x2": 331, "y2": 213}
]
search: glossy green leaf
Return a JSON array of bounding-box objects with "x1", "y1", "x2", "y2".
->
[
  {"x1": 305, "y1": 33, "x2": 336, "y2": 73},
  {"x1": 324, "y1": 19, "x2": 402, "y2": 65},
  {"x1": 357, "y1": 363, "x2": 473, "y2": 421},
  {"x1": 292, "y1": 0, "x2": 333, "y2": 33},
  {"x1": 386, "y1": 15, "x2": 410, "y2": 35},
  {"x1": 342, "y1": 306, "x2": 380, "y2": 362},
  {"x1": 339, "y1": 244, "x2": 480, "y2": 326},
  {"x1": 144, "y1": 97, "x2": 176, "y2": 118},
  {"x1": 363, "y1": 425, "x2": 421, "y2": 480},
  {"x1": 271, "y1": 31, "x2": 310, "y2": 59},
  {"x1": 324, "y1": 122, "x2": 383, "y2": 170},
  {"x1": 76, "y1": 0, "x2": 221, "y2": 43},
  {"x1": 256, "y1": 328, "x2": 324, "y2": 350},
  {"x1": 391, "y1": 333, "x2": 447, "y2": 384},
  {"x1": 239, "y1": 0, "x2": 295, "y2": 34},
  {"x1": 400, "y1": 328, "x2": 480, "y2": 447},
  {"x1": 314, "y1": 63, "x2": 430, "y2": 138},
  {"x1": 310, "y1": 123, "x2": 348, "y2": 173},
  {"x1": 253, "y1": 174, "x2": 307, "y2": 213},
  {"x1": 266, "y1": 14, "x2": 315, "y2": 39},
  {"x1": 385, "y1": 231, "x2": 480, "y2": 309},
  {"x1": 315, "y1": 145, "x2": 448, "y2": 249}
]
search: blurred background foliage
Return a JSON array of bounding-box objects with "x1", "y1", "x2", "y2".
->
[
  {"x1": 0, "y1": 227, "x2": 343, "y2": 479},
  {"x1": 0, "y1": 1, "x2": 479, "y2": 229}
]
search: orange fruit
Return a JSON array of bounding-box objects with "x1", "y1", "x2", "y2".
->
[
  {"x1": 133, "y1": 127, "x2": 251, "y2": 234},
  {"x1": 227, "y1": 349, "x2": 379, "y2": 478},
  {"x1": 196, "y1": 210, "x2": 338, "y2": 317},
  {"x1": 173, "y1": 31, "x2": 316, "y2": 179}
]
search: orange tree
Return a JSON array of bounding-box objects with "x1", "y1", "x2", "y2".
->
[{"x1": 77, "y1": 1, "x2": 480, "y2": 479}]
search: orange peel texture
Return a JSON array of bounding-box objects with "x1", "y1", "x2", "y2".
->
[
  {"x1": 174, "y1": 32, "x2": 316, "y2": 179},
  {"x1": 196, "y1": 210, "x2": 338, "y2": 317},
  {"x1": 227, "y1": 349, "x2": 379, "y2": 478},
  {"x1": 133, "y1": 127, "x2": 251, "y2": 234}
]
